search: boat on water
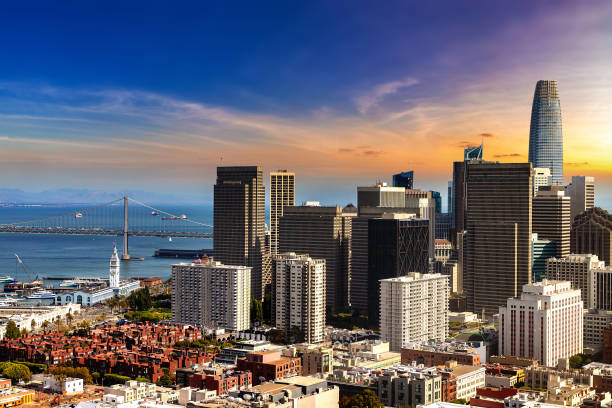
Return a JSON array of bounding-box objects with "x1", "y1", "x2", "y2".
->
[
  {"x1": 26, "y1": 290, "x2": 56, "y2": 300},
  {"x1": 0, "y1": 276, "x2": 14, "y2": 284},
  {"x1": 59, "y1": 278, "x2": 90, "y2": 288}
]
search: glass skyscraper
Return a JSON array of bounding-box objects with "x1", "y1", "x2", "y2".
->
[
  {"x1": 392, "y1": 171, "x2": 414, "y2": 189},
  {"x1": 528, "y1": 80, "x2": 563, "y2": 184}
]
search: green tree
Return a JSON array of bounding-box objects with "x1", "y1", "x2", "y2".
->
[
  {"x1": 156, "y1": 373, "x2": 175, "y2": 386},
  {"x1": 2, "y1": 363, "x2": 32, "y2": 383},
  {"x1": 250, "y1": 297, "x2": 263, "y2": 323},
  {"x1": 135, "y1": 377, "x2": 151, "y2": 383},
  {"x1": 262, "y1": 292, "x2": 272, "y2": 324},
  {"x1": 5, "y1": 320, "x2": 20, "y2": 339},
  {"x1": 340, "y1": 390, "x2": 383, "y2": 408},
  {"x1": 450, "y1": 399, "x2": 468, "y2": 405},
  {"x1": 91, "y1": 372, "x2": 101, "y2": 384},
  {"x1": 41, "y1": 321, "x2": 50, "y2": 330},
  {"x1": 267, "y1": 329, "x2": 286, "y2": 344},
  {"x1": 127, "y1": 287, "x2": 152, "y2": 311},
  {"x1": 103, "y1": 373, "x2": 130, "y2": 385},
  {"x1": 289, "y1": 326, "x2": 305, "y2": 343},
  {"x1": 20, "y1": 328, "x2": 28, "y2": 337}
]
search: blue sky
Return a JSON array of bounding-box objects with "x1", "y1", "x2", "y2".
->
[{"x1": 0, "y1": 1, "x2": 611, "y2": 207}]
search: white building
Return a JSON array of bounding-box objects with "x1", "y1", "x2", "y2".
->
[
  {"x1": 380, "y1": 273, "x2": 449, "y2": 352},
  {"x1": 272, "y1": 253, "x2": 326, "y2": 343},
  {"x1": 546, "y1": 254, "x2": 605, "y2": 309},
  {"x1": 584, "y1": 309, "x2": 612, "y2": 352},
  {"x1": 499, "y1": 280, "x2": 583, "y2": 367},
  {"x1": 171, "y1": 258, "x2": 251, "y2": 331},
  {"x1": 533, "y1": 168, "x2": 552, "y2": 196},
  {"x1": 33, "y1": 374, "x2": 83, "y2": 395},
  {"x1": 357, "y1": 183, "x2": 406, "y2": 208},
  {"x1": 104, "y1": 380, "x2": 156, "y2": 403},
  {"x1": 565, "y1": 176, "x2": 595, "y2": 221},
  {"x1": 109, "y1": 244, "x2": 120, "y2": 288},
  {"x1": 0, "y1": 304, "x2": 80, "y2": 339},
  {"x1": 453, "y1": 364, "x2": 486, "y2": 400}
]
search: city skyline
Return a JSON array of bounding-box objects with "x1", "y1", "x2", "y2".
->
[{"x1": 0, "y1": 2, "x2": 611, "y2": 209}]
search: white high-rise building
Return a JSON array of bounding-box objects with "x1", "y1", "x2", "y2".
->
[
  {"x1": 499, "y1": 280, "x2": 583, "y2": 367},
  {"x1": 546, "y1": 254, "x2": 605, "y2": 309},
  {"x1": 109, "y1": 244, "x2": 120, "y2": 288},
  {"x1": 533, "y1": 168, "x2": 552, "y2": 196},
  {"x1": 272, "y1": 253, "x2": 326, "y2": 343},
  {"x1": 171, "y1": 258, "x2": 251, "y2": 331},
  {"x1": 565, "y1": 176, "x2": 595, "y2": 221},
  {"x1": 380, "y1": 273, "x2": 449, "y2": 352}
]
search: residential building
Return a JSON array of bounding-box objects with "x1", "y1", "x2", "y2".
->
[
  {"x1": 532, "y1": 235, "x2": 556, "y2": 282},
  {"x1": 279, "y1": 205, "x2": 351, "y2": 314},
  {"x1": 380, "y1": 273, "x2": 449, "y2": 351},
  {"x1": 269, "y1": 170, "x2": 295, "y2": 255},
  {"x1": 525, "y1": 365, "x2": 593, "y2": 390},
  {"x1": 566, "y1": 176, "x2": 596, "y2": 221},
  {"x1": 453, "y1": 364, "x2": 487, "y2": 400},
  {"x1": 105, "y1": 380, "x2": 157, "y2": 402},
  {"x1": 377, "y1": 366, "x2": 443, "y2": 407},
  {"x1": 357, "y1": 183, "x2": 406, "y2": 208},
  {"x1": 533, "y1": 187, "x2": 571, "y2": 258},
  {"x1": 546, "y1": 254, "x2": 605, "y2": 309},
  {"x1": 402, "y1": 343, "x2": 482, "y2": 367},
  {"x1": 393, "y1": 171, "x2": 414, "y2": 189},
  {"x1": 33, "y1": 374, "x2": 83, "y2": 394},
  {"x1": 528, "y1": 80, "x2": 564, "y2": 185},
  {"x1": 214, "y1": 166, "x2": 266, "y2": 300},
  {"x1": 334, "y1": 340, "x2": 402, "y2": 370},
  {"x1": 533, "y1": 168, "x2": 552, "y2": 196},
  {"x1": 271, "y1": 253, "x2": 326, "y2": 343},
  {"x1": 295, "y1": 344, "x2": 333, "y2": 376},
  {"x1": 0, "y1": 384, "x2": 34, "y2": 407},
  {"x1": 368, "y1": 215, "x2": 430, "y2": 328},
  {"x1": 499, "y1": 280, "x2": 583, "y2": 367},
  {"x1": 236, "y1": 350, "x2": 301, "y2": 385},
  {"x1": 584, "y1": 310, "x2": 612, "y2": 352},
  {"x1": 572, "y1": 208, "x2": 612, "y2": 266},
  {"x1": 464, "y1": 162, "x2": 533, "y2": 316},
  {"x1": 171, "y1": 258, "x2": 251, "y2": 332},
  {"x1": 605, "y1": 324, "x2": 612, "y2": 363}
]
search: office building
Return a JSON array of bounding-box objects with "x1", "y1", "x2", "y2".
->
[
  {"x1": 465, "y1": 145, "x2": 483, "y2": 161},
  {"x1": 278, "y1": 205, "x2": 351, "y2": 314},
  {"x1": 533, "y1": 167, "x2": 552, "y2": 196},
  {"x1": 571, "y1": 207, "x2": 612, "y2": 266},
  {"x1": 533, "y1": 186, "x2": 571, "y2": 258},
  {"x1": 546, "y1": 254, "x2": 604, "y2": 309},
  {"x1": 269, "y1": 170, "x2": 295, "y2": 256},
  {"x1": 464, "y1": 162, "x2": 533, "y2": 315},
  {"x1": 532, "y1": 234, "x2": 556, "y2": 282},
  {"x1": 432, "y1": 191, "x2": 442, "y2": 214},
  {"x1": 448, "y1": 180, "x2": 453, "y2": 218},
  {"x1": 451, "y1": 145, "x2": 484, "y2": 242},
  {"x1": 393, "y1": 171, "x2": 414, "y2": 189},
  {"x1": 584, "y1": 309, "x2": 612, "y2": 352},
  {"x1": 499, "y1": 280, "x2": 583, "y2": 367},
  {"x1": 566, "y1": 176, "x2": 595, "y2": 221},
  {"x1": 357, "y1": 182, "x2": 405, "y2": 209},
  {"x1": 604, "y1": 324, "x2": 612, "y2": 363},
  {"x1": 528, "y1": 80, "x2": 563, "y2": 184},
  {"x1": 171, "y1": 259, "x2": 251, "y2": 331},
  {"x1": 380, "y1": 273, "x2": 449, "y2": 352},
  {"x1": 272, "y1": 253, "x2": 326, "y2": 343},
  {"x1": 597, "y1": 268, "x2": 612, "y2": 310},
  {"x1": 368, "y1": 215, "x2": 430, "y2": 328},
  {"x1": 406, "y1": 189, "x2": 437, "y2": 259},
  {"x1": 214, "y1": 166, "x2": 266, "y2": 300},
  {"x1": 436, "y1": 212, "x2": 452, "y2": 240}
]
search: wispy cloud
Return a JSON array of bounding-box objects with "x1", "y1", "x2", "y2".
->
[
  {"x1": 493, "y1": 153, "x2": 523, "y2": 158},
  {"x1": 355, "y1": 78, "x2": 419, "y2": 114}
]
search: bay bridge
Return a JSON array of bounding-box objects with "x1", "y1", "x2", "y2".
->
[{"x1": 0, "y1": 196, "x2": 213, "y2": 260}]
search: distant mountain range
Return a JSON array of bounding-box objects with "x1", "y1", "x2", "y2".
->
[{"x1": 0, "y1": 188, "x2": 211, "y2": 205}]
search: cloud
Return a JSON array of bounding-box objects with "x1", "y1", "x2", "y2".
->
[
  {"x1": 480, "y1": 133, "x2": 494, "y2": 138},
  {"x1": 493, "y1": 153, "x2": 523, "y2": 158},
  {"x1": 338, "y1": 148, "x2": 353, "y2": 153},
  {"x1": 355, "y1": 78, "x2": 419, "y2": 114},
  {"x1": 566, "y1": 162, "x2": 589, "y2": 166},
  {"x1": 362, "y1": 150, "x2": 384, "y2": 157}
]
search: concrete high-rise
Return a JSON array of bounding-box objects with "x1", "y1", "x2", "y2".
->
[
  {"x1": 357, "y1": 183, "x2": 405, "y2": 209},
  {"x1": 450, "y1": 145, "x2": 484, "y2": 243},
  {"x1": 214, "y1": 166, "x2": 266, "y2": 300},
  {"x1": 380, "y1": 273, "x2": 449, "y2": 352},
  {"x1": 528, "y1": 80, "x2": 563, "y2": 184},
  {"x1": 464, "y1": 162, "x2": 533, "y2": 316},
  {"x1": 546, "y1": 254, "x2": 604, "y2": 309},
  {"x1": 499, "y1": 280, "x2": 582, "y2": 367},
  {"x1": 272, "y1": 253, "x2": 326, "y2": 343},
  {"x1": 269, "y1": 170, "x2": 295, "y2": 255},
  {"x1": 171, "y1": 259, "x2": 251, "y2": 331},
  {"x1": 532, "y1": 186, "x2": 570, "y2": 258},
  {"x1": 278, "y1": 204, "x2": 351, "y2": 314},
  {"x1": 533, "y1": 168, "x2": 552, "y2": 196},
  {"x1": 565, "y1": 176, "x2": 595, "y2": 221},
  {"x1": 405, "y1": 189, "x2": 436, "y2": 259},
  {"x1": 571, "y1": 207, "x2": 612, "y2": 266},
  {"x1": 368, "y1": 214, "x2": 430, "y2": 328}
]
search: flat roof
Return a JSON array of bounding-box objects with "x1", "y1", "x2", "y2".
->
[{"x1": 278, "y1": 376, "x2": 324, "y2": 387}]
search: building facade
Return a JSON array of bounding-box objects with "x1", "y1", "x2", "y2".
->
[
  {"x1": 272, "y1": 253, "x2": 326, "y2": 343},
  {"x1": 528, "y1": 80, "x2": 563, "y2": 185},
  {"x1": 171, "y1": 259, "x2": 251, "y2": 331},
  {"x1": 566, "y1": 176, "x2": 595, "y2": 221},
  {"x1": 464, "y1": 162, "x2": 533, "y2": 316},
  {"x1": 584, "y1": 309, "x2": 612, "y2": 352},
  {"x1": 532, "y1": 235, "x2": 556, "y2": 282},
  {"x1": 499, "y1": 280, "x2": 583, "y2": 367},
  {"x1": 380, "y1": 273, "x2": 449, "y2": 352},
  {"x1": 393, "y1": 171, "x2": 414, "y2": 189},
  {"x1": 533, "y1": 167, "x2": 552, "y2": 196},
  {"x1": 357, "y1": 183, "x2": 406, "y2": 208},
  {"x1": 571, "y1": 207, "x2": 612, "y2": 266},
  {"x1": 546, "y1": 254, "x2": 604, "y2": 309},
  {"x1": 269, "y1": 170, "x2": 295, "y2": 255},
  {"x1": 533, "y1": 187, "x2": 570, "y2": 258},
  {"x1": 214, "y1": 166, "x2": 266, "y2": 300}
]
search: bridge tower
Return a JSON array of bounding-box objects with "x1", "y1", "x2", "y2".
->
[{"x1": 122, "y1": 196, "x2": 130, "y2": 260}]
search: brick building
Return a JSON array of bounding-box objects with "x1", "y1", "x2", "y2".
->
[{"x1": 237, "y1": 350, "x2": 301, "y2": 385}]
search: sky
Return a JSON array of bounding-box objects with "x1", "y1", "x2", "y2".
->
[{"x1": 0, "y1": 1, "x2": 611, "y2": 209}]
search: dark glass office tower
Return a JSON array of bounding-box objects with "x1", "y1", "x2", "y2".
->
[
  {"x1": 214, "y1": 166, "x2": 266, "y2": 300},
  {"x1": 528, "y1": 80, "x2": 563, "y2": 184},
  {"x1": 392, "y1": 171, "x2": 414, "y2": 189}
]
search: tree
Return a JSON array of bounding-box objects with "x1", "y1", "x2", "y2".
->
[
  {"x1": 289, "y1": 326, "x2": 305, "y2": 344},
  {"x1": 135, "y1": 377, "x2": 151, "y2": 383},
  {"x1": 5, "y1": 320, "x2": 20, "y2": 339},
  {"x1": 250, "y1": 297, "x2": 263, "y2": 323},
  {"x1": 20, "y1": 328, "x2": 28, "y2": 337},
  {"x1": 2, "y1": 363, "x2": 32, "y2": 383},
  {"x1": 156, "y1": 373, "x2": 175, "y2": 386},
  {"x1": 262, "y1": 292, "x2": 272, "y2": 324},
  {"x1": 267, "y1": 329, "x2": 285, "y2": 344},
  {"x1": 91, "y1": 372, "x2": 101, "y2": 385},
  {"x1": 340, "y1": 390, "x2": 383, "y2": 408},
  {"x1": 41, "y1": 321, "x2": 50, "y2": 331},
  {"x1": 127, "y1": 287, "x2": 152, "y2": 311}
]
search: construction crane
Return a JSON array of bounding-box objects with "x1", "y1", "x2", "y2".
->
[{"x1": 14, "y1": 254, "x2": 43, "y2": 285}]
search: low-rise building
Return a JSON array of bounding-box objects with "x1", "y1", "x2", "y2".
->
[
  {"x1": 402, "y1": 343, "x2": 481, "y2": 367},
  {"x1": 335, "y1": 340, "x2": 401, "y2": 370},
  {"x1": 33, "y1": 373, "x2": 83, "y2": 395},
  {"x1": 236, "y1": 350, "x2": 301, "y2": 385},
  {"x1": 0, "y1": 304, "x2": 81, "y2": 338},
  {"x1": 525, "y1": 365, "x2": 593, "y2": 390},
  {"x1": 104, "y1": 380, "x2": 157, "y2": 402},
  {"x1": 0, "y1": 384, "x2": 35, "y2": 407},
  {"x1": 295, "y1": 344, "x2": 333, "y2": 376}
]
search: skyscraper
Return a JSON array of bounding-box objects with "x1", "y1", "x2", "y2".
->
[
  {"x1": 565, "y1": 176, "x2": 595, "y2": 221},
  {"x1": 528, "y1": 80, "x2": 563, "y2": 185},
  {"x1": 269, "y1": 170, "x2": 295, "y2": 255},
  {"x1": 392, "y1": 171, "x2": 414, "y2": 189},
  {"x1": 464, "y1": 145, "x2": 483, "y2": 161},
  {"x1": 214, "y1": 166, "x2": 266, "y2": 300},
  {"x1": 532, "y1": 186, "x2": 570, "y2": 258},
  {"x1": 571, "y1": 207, "x2": 612, "y2": 265},
  {"x1": 464, "y1": 162, "x2": 533, "y2": 316}
]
